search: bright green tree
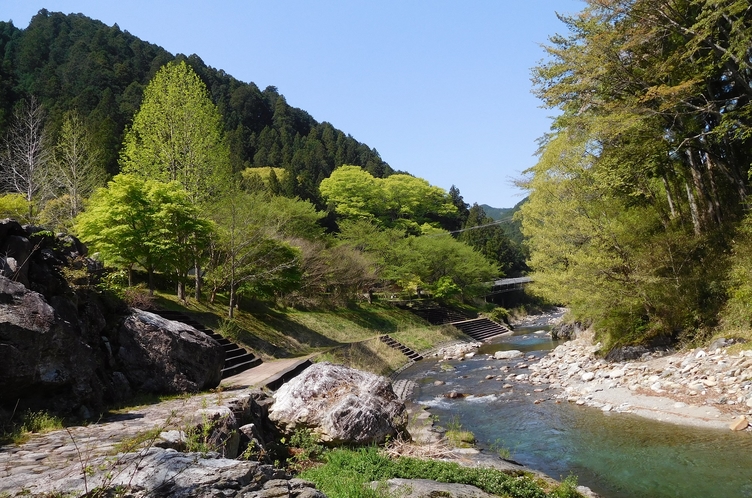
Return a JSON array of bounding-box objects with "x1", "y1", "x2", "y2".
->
[
  {"x1": 120, "y1": 60, "x2": 231, "y2": 202},
  {"x1": 320, "y1": 165, "x2": 456, "y2": 233},
  {"x1": 337, "y1": 219, "x2": 497, "y2": 301},
  {"x1": 74, "y1": 174, "x2": 213, "y2": 298},
  {"x1": 120, "y1": 59, "x2": 231, "y2": 299},
  {"x1": 205, "y1": 190, "x2": 311, "y2": 316}
]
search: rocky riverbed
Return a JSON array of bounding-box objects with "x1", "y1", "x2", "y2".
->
[{"x1": 477, "y1": 332, "x2": 752, "y2": 431}]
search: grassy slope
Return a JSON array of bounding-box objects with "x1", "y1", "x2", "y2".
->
[{"x1": 153, "y1": 293, "x2": 469, "y2": 375}]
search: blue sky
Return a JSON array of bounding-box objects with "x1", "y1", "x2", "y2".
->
[{"x1": 0, "y1": 1, "x2": 583, "y2": 208}]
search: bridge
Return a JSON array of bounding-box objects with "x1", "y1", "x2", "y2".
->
[{"x1": 486, "y1": 276, "x2": 532, "y2": 296}]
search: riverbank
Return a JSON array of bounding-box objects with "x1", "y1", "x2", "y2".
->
[{"x1": 519, "y1": 334, "x2": 752, "y2": 431}]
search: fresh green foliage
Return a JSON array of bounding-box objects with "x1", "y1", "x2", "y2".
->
[
  {"x1": 300, "y1": 446, "x2": 582, "y2": 498},
  {"x1": 74, "y1": 174, "x2": 213, "y2": 297},
  {"x1": 120, "y1": 60, "x2": 231, "y2": 203},
  {"x1": 523, "y1": 0, "x2": 752, "y2": 347},
  {"x1": 205, "y1": 190, "x2": 313, "y2": 315},
  {"x1": 0, "y1": 193, "x2": 31, "y2": 222},
  {"x1": 320, "y1": 165, "x2": 457, "y2": 234},
  {"x1": 337, "y1": 219, "x2": 497, "y2": 301}
]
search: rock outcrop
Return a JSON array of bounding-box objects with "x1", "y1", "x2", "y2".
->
[
  {"x1": 0, "y1": 219, "x2": 225, "y2": 418},
  {"x1": 269, "y1": 362, "x2": 407, "y2": 445},
  {"x1": 0, "y1": 274, "x2": 110, "y2": 416},
  {"x1": 117, "y1": 310, "x2": 224, "y2": 393},
  {"x1": 550, "y1": 321, "x2": 588, "y2": 341}
]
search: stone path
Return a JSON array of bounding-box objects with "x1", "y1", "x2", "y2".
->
[
  {"x1": 0, "y1": 357, "x2": 313, "y2": 496},
  {"x1": 391, "y1": 379, "x2": 417, "y2": 400}
]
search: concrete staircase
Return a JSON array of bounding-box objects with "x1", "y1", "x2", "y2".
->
[
  {"x1": 150, "y1": 310, "x2": 262, "y2": 379},
  {"x1": 379, "y1": 335, "x2": 424, "y2": 361},
  {"x1": 403, "y1": 306, "x2": 471, "y2": 325},
  {"x1": 450, "y1": 317, "x2": 511, "y2": 341}
]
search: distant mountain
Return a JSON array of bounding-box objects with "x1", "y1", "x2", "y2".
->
[
  {"x1": 480, "y1": 204, "x2": 515, "y2": 222},
  {"x1": 0, "y1": 10, "x2": 391, "y2": 206},
  {"x1": 480, "y1": 198, "x2": 527, "y2": 247}
]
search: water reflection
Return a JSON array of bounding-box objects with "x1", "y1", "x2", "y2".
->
[{"x1": 400, "y1": 326, "x2": 752, "y2": 498}]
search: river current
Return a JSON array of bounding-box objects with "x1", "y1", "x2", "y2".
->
[{"x1": 397, "y1": 324, "x2": 752, "y2": 498}]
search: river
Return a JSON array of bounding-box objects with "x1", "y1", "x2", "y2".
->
[{"x1": 397, "y1": 324, "x2": 752, "y2": 498}]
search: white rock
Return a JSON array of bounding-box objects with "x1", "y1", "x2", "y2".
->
[
  {"x1": 581, "y1": 372, "x2": 595, "y2": 382},
  {"x1": 494, "y1": 350, "x2": 523, "y2": 360}
]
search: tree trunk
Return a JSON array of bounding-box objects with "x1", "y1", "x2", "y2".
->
[
  {"x1": 177, "y1": 280, "x2": 186, "y2": 302},
  {"x1": 148, "y1": 267, "x2": 155, "y2": 296},
  {"x1": 685, "y1": 181, "x2": 702, "y2": 236},
  {"x1": 194, "y1": 257, "x2": 202, "y2": 302},
  {"x1": 128, "y1": 264, "x2": 134, "y2": 287},
  {"x1": 702, "y1": 152, "x2": 723, "y2": 226},
  {"x1": 228, "y1": 284, "x2": 235, "y2": 319}
]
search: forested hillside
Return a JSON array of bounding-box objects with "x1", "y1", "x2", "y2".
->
[
  {"x1": 0, "y1": 9, "x2": 391, "y2": 205},
  {"x1": 522, "y1": 0, "x2": 752, "y2": 350}
]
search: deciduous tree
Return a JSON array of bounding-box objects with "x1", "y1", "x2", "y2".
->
[
  {"x1": 120, "y1": 59, "x2": 231, "y2": 202},
  {"x1": 0, "y1": 96, "x2": 51, "y2": 220}
]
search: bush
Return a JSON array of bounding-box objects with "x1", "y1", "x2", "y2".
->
[
  {"x1": 486, "y1": 307, "x2": 511, "y2": 326},
  {"x1": 0, "y1": 193, "x2": 31, "y2": 223}
]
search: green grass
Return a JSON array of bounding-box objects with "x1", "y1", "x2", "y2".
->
[
  {"x1": 151, "y1": 292, "x2": 472, "y2": 375},
  {"x1": 299, "y1": 446, "x2": 583, "y2": 498},
  {"x1": 391, "y1": 324, "x2": 467, "y2": 352},
  {"x1": 444, "y1": 415, "x2": 476, "y2": 448},
  {"x1": 316, "y1": 338, "x2": 408, "y2": 376},
  {"x1": 1, "y1": 410, "x2": 65, "y2": 445}
]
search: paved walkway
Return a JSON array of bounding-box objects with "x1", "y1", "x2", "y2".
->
[
  {"x1": 0, "y1": 357, "x2": 314, "y2": 495},
  {"x1": 221, "y1": 356, "x2": 315, "y2": 389}
]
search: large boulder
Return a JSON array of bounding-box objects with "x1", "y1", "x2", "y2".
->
[
  {"x1": 269, "y1": 362, "x2": 407, "y2": 445},
  {"x1": 117, "y1": 310, "x2": 224, "y2": 393},
  {"x1": 0, "y1": 275, "x2": 108, "y2": 416}
]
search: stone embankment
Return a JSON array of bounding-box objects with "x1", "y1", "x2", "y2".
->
[{"x1": 512, "y1": 337, "x2": 752, "y2": 431}]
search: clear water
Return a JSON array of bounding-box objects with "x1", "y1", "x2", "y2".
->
[{"x1": 399, "y1": 326, "x2": 752, "y2": 498}]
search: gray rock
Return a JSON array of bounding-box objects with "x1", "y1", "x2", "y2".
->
[
  {"x1": 0, "y1": 275, "x2": 107, "y2": 415},
  {"x1": 550, "y1": 321, "x2": 588, "y2": 340},
  {"x1": 494, "y1": 350, "x2": 522, "y2": 360},
  {"x1": 269, "y1": 362, "x2": 407, "y2": 445},
  {"x1": 372, "y1": 478, "x2": 495, "y2": 497},
  {"x1": 117, "y1": 309, "x2": 225, "y2": 394}
]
